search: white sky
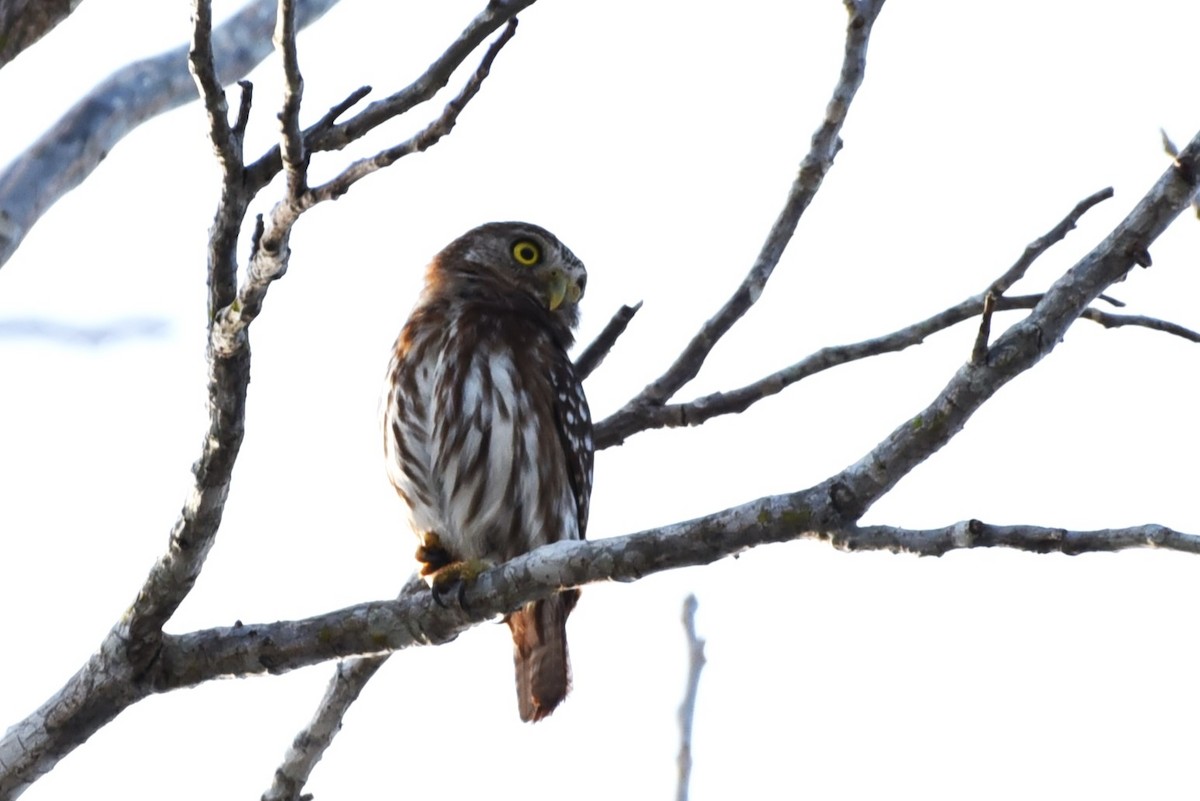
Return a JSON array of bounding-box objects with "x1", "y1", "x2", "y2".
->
[{"x1": 2, "y1": 1, "x2": 1200, "y2": 799}]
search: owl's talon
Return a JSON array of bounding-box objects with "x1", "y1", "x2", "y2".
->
[
  {"x1": 427, "y1": 558, "x2": 488, "y2": 610},
  {"x1": 430, "y1": 578, "x2": 468, "y2": 610}
]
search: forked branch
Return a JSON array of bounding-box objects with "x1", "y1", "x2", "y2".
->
[{"x1": 598, "y1": 0, "x2": 885, "y2": 444}]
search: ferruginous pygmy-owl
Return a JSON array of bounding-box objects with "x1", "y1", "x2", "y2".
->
[{"x1": 381, "y1": 222, "x2": 593, "y2": 722}]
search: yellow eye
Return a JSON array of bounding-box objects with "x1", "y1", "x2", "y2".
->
[{"x1": 511, "y1": 240, "x2": 541, "y2": 266}]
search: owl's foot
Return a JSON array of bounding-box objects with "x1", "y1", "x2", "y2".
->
[
  {"x1": 427, "y1": 559, "x2": 490, "y2": 609},
  {"x1": 415, "y1": 532, "x2": 454, "y2": 577}
]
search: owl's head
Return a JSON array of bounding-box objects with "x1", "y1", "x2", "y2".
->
[{"x1": 430, "y1": 221, "x2": 587, "y2": 329}]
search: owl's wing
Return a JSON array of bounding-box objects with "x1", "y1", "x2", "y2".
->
[{"x1": 549, "y1": 354, "x2": 594, "y2": 539}]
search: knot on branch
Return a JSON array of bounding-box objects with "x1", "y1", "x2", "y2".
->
[{"x1": 828, "y1": 481, "x2": 862, "y2": 521}]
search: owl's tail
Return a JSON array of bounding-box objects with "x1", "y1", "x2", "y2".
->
[{"x1": 505, "y1": 589, "x2": 580, "y2": 722}]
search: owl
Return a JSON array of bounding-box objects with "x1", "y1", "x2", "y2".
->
[{"x1": 381, "y1": 222, "x2": 593, "y2": 722}]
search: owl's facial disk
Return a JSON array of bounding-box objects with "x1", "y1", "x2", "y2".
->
[{"x1": 447, "y1": 222, "x2": 586, "y2": 316}]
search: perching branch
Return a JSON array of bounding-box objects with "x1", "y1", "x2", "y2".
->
[{"x1": 56, "y1": 512, "x2": 1200, "y2": 691}]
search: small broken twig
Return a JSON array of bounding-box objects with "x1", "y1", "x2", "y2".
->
[
  {"x1": 575, "y1": 302, "x2": 642, "y2": 381},
  {"x1": 970, "y1": 291, "x2": 997, "y2": 364},
  {"x1": 675, "y1": 594, "x2": 707, "y2": 801}
]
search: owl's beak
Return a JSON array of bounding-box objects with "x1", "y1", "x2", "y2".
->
[{"x1": 545, "y1": 270, "x2": 581, "y2": 311}]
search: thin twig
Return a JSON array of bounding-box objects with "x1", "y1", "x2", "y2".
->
[
  {"x1": 1079, "y1": 308, "x2": 1200, "y2": 341},
  {"x1": 276, "y1": 0, "x2": 307, "y2": 197},
  {"x1": 262, "y1": 656, "x2": 389, "y2": 801},
  {"x1": 826, "y1": 130, "x2": 1200, "y2": 523},
  {"x1": 188, "y1": 0, "x2": 250, "y2": 316},
  {"x1": 987, "y1": 187, "x2": 1114, "y2": 296},
  {"x1": 233, "y1": 80, "x2": 255, "y2": 138},
  {"x1": 675, "y1": 594, "x2": 706, "y2": 801},
  {"x1": 598, "y1": 0, "x2": 885, "y2": 436},
  {"x1": 187, "y1": 0, "x2": 235, "y2": 169},
  {"x1": 261, "y1": 573, "x2": 426, "y2": 801},
  {"x1": 595, "y1": 294, "x2": 1200, "y2": 448},
  {"x1": 594, "y1": 186, "x2": 1140, "y2": 448},
  {"x1": 310, "y1": 85, "x2": 373, "y2": 135},
  {"x1": 244, "y1": 0, "x2": 537, "y2": 193},
  {"x1": 844, "y1": 520, "x2": 1200, "y2": 556},
  {"x1": 575, "y1": 302, "x2": 642, "y2": 381},
  {"x1": 303, "y1": 18, "x2": 519, "y2": 205}
]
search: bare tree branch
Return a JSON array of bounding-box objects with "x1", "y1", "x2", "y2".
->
[
  {"x1": 0, "y1": 0, "x2": 80, "y2": 69},
  {"x1": 248, "y1": 9, "x2": 885, "y2": 789},
  {"x1": 260, "y1": 574, "x2": 424, "y2": 801},
  {"x1": 98, "y1": 513, "x2": 1200, "y2": 690},
  {"x1": 987, "y1": 187, "x2": 1114, "y2": 296},
  {"x1": 593, "y1": 187, "x2": 1200, "y2": 448},
  {"x1": 3, "y1": 2, "x2": 1196, "y2": 798},
  {"x1": 1078, "y1": 307, "x2": 1200, "y2": 340},
  {"x1": 261, "y1": 655, "x2": 387, "y2": 801},
  {"x1": 0, "y1": 3, "x2": 534, "y2": 795},
  {"x1": 276, "y1": 0, "x2": 306, "y2": 199},
  {"x1": 5, "y1": 270, "x2": 1200, "y2": 795},
  {"x1": 824, "y1": 132, "x2": 1200, "y2": 523},
  {"x1": 119, "y1": 0, "x2": 256, "y2": 667},
  {"x1": 675, "y1": 594, "x2": 705, "y2": 801},
  {"x1": 594, "y1": 294, "x2": 1200, "y2": 447},
  {"x1": 0, "y1": 0, "x2": 341, "y2": 270},
  {"x1": 575, "y1": 302, "x2": 643, "y2": 381},
  {"x1": 302, "y1": 17, "x2": 520, "y2": 205},
  {"x1": 843, "y1": 520, "x2": 1200, "y2": 556},
  {"x1": 597, "y1": 0, "x2": 885, "y2": 445},
  {"x1": 243, "y1": 0, "x2": 538, "y2": 194},
  {"x1": 0, "y1": 317, "x2": 167, "y2": 344}
]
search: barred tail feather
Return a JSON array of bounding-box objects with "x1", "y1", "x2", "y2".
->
[{"x1": 506, "y1": 590, "x2": 579, "y2": 722}]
